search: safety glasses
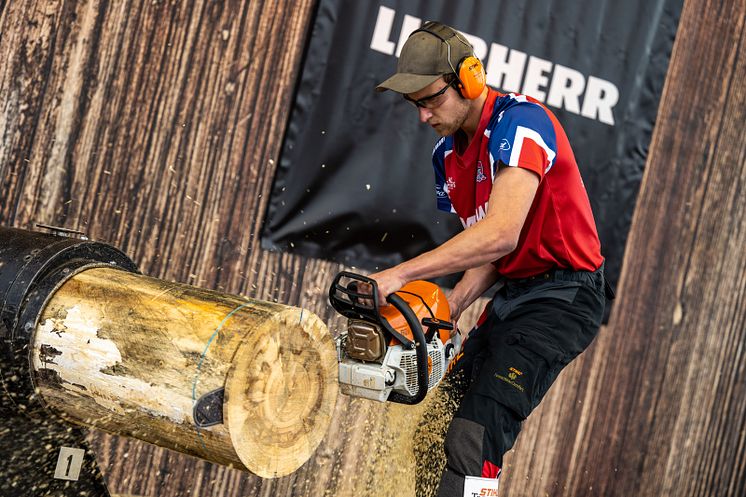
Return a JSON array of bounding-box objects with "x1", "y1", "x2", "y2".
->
[{"x1": 403, "y1": 80, "x2": 455, "y2": 109}]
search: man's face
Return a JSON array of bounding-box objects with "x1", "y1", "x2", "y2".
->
[{"x1": 405, "y1": 77, "x2": 470, "y2": 136}]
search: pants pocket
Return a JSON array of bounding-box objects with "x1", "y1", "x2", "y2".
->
[
  {"x1": 493, "y1": 281, "x2": 582, "y2": 320},
  {"x1": 472, "y1": 329, "x2": 565, "y2": 420}
]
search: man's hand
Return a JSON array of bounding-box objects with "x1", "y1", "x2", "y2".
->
[
  {"x1": 368, "y1": 267, "x2": 407, "y2": 306},
  {"x1": 445, "y1": 263, "x2": 501, "y2": 348},
  {"x1": 446, "y1": 291, "x2": 465, "y2": 328},
  {"x1": 445, "y1": 292, "x2": 470, "y2": 350}
]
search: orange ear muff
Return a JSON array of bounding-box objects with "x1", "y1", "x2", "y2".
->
[{"x1": 457, "y1": 55, "x2": 486, "y2": 100}]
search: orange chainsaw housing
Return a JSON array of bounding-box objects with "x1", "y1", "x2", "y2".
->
[{"x1": 380, "y1": 280, "x2": 451, "y2": 345}]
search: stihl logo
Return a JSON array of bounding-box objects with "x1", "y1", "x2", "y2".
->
[
  {"x1": 463, "y1": 475, "x2": 499, "y2": 496},
  {"x1": 470, "y1": 489, "x2": 499, "y2": 497}
]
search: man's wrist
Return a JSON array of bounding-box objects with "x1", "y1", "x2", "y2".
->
[
  {"x1": 446, "y1": 289, "x2": 466, "y2": 315},
  {"x1": 395, "y1": 259, "x2": 417, "y2": 285}
]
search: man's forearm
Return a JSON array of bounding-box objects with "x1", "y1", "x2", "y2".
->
[
  {"x1": 369, "y1": 167, "x2": 538, "y2": 302},
  {"x1": 450, "y1": 263, "x2": 501, "y2": 312},
  {"x1": 396, "y1": 220, "x2": 515, "y2": 284}
]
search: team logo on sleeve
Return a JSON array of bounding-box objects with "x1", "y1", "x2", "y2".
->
[{"x1": 476, "y1": 162, "x2": 487, "y2": 183}]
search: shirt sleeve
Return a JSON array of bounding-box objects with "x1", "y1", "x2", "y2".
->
[
  {"x1": 487, "y1": 100, "x2": 557, "y2": 181},
  {"x1": 432, "y1": 137, "x2": 454, "y2": 213}
]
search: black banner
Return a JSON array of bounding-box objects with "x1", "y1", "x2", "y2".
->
[{"x1": 262, "y1": 0, "x2": 683, "y2": 288}]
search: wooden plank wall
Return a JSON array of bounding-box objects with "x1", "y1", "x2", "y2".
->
[
  {"x1": 1, "y1": 0, "x2": 744, "y2": 496},
  {"x1": 556, "y1": 0, "x2": 746, "y2": 494}
]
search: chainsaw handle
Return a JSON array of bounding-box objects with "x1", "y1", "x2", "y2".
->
[
  {"x1": 328, "y1": 271, "x2": 380, "y2": 317},
  {"x1": 386, "y1": 293, "x2": 429, "y2": 405}
]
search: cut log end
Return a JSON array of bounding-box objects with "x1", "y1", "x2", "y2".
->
[{"x1": 225, "y1": 308, "x2": 338, "y2": 478}]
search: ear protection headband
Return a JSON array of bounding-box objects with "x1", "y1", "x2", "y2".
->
[{"x1": 411, "y1": 21, "x2": 486, "y2": 100}]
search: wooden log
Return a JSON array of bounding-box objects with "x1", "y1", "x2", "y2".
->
[{"x1": 30, "y1": 266, "x2": 338, "y2": 478}]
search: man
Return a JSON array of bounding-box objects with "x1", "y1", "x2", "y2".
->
[{"x1": 371, "y1": 21, "x2": 610, "y2": 496}]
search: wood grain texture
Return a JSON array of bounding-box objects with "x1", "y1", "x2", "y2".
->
[
  {"x1": 563, "y1": 0, "x2": 746, "y2": 494},
  {"x1": 1, "y1": 0, "x2": 744, "y2": 496}
]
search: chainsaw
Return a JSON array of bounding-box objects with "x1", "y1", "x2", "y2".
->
[{"x1": 328, "y1": 271, "x2": 461, "y2": 404}]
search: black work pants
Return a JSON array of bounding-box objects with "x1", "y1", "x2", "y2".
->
[{"x1": 424, "y1": 265, "x2": 607, "y2": 497}]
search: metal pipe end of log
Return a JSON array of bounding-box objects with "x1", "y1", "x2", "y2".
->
[{"x1": 29, "y1": 267, "x2": 339, "y2": 478}]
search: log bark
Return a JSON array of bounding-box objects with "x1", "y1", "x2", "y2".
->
[{"x1": 31, "y1": 266, "x2": 338, "y2": 478}]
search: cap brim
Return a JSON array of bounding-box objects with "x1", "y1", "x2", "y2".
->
[{"x1": 375, "y1": 73, "x2": 443, "y2": 94}]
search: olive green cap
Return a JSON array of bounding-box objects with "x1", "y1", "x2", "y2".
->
[{"x1": 376, "y1": 21, "x2": 474, "y2": 94}]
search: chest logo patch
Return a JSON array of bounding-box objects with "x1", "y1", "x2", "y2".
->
[
  {"x1": 499, "y1": 138, "x2": 511, "y2": 151},
  {"x1": 476, "y1": 161, "x2": 487, "y2": 183},
  {"x1": 446, "y1": 176, "x2": 456, "y2": 193}
]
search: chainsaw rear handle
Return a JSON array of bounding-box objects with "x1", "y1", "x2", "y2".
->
[{"x1": 385, "y1": 293, "x2": 429, "y2": 405}]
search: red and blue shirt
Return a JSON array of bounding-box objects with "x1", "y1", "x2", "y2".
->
[{"x1": 432, "y1": 89, "x2": 603, "y2": 278}]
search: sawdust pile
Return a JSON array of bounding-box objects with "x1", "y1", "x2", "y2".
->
[
  {"x1": 330, "y1": 302, "x2": 487, "y2": 497},
  {"x1": 343, "y1": 376, "x2": 465, "y2": 497}
]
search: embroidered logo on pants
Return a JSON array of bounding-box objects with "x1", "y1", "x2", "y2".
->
[{"x1": 496, "y1": 367, "x2": 524, "y2": 391}]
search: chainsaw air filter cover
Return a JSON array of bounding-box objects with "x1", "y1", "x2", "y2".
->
[{"x1": 345, "y1": 319, "x2": 386, "y2": 362}]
